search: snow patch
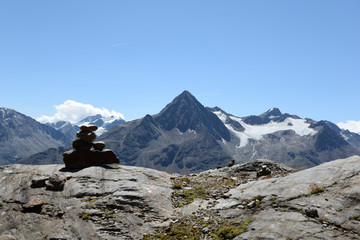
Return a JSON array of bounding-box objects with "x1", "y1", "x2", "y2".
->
[{"x1": 213, "y1": 111, "x2": 317, "y2": 148}]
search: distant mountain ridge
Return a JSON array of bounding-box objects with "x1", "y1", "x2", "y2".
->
[
  {"x1": 2, "y1": 91, "x2": 360, "y2": 173},
  {"x1": 212, "y1": 107, "x2": 359, "y2": 168},
  {"x1": 97, "y1": 91, "x2": 360, "y2": 173},
  {"x1": 45, "y1": 114, "x2": 125, "y2": 139},
  {"x1": 0, "y1": 108, "x2": 72, "y2": 165}
]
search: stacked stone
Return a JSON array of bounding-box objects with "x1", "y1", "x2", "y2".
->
[
  {"x1": 63, "y1": 125, "x2": 119, "y2": 169},
  {"x1": 73, "y1": 125, "x2": 105, "y2": 152}
]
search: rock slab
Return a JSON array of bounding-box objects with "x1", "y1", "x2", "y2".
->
[{"x1": 63, "y1": 150, "x2": 119, "y2": 169}]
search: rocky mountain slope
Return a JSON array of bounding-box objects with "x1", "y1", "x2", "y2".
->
[
  {"x1": 98, "y1": 90, "x2": 232, "y2": 174},
  {"x1": 0, "y1": 156, "x2": 359, "y2": 240},
  {"x1": 212, "y1": 107, "x2": 359, "y2": 169},
  {"x1": 0, "y1": 108, "x2": 72, "y2": 165}
]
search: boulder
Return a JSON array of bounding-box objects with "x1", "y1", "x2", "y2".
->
[
  {"x1": 46, "y1": 175, "x2": 66, "y2": 191},
  {"x1": 92, "y1": 141, "x2": 105, "y2": 151},
  {"x1": 63, "y1": 150, "x2": 120, "y2": 169},
  {"x1": 72, "y1": 139, "x2": 92, "y2": 151},
  {"x1": 80, "y1": 125, "x2": 98, "y2": 132},
  {"x1": 31, "y1": 177, "x2": 48, "y2": 188},
  {"x1": 256, "y1": 165, "x2": 271, "y2": 177},
  {"x1": 76, "y1": 131, "x2": 96, "y2": 143},
  {"x1": 22, "y1": 198, "x2": 44, "y2": 213}
]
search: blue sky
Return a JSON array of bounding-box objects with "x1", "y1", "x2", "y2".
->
[{"x1": 1, "y1": 1, "x2": 359, "y2": 131}]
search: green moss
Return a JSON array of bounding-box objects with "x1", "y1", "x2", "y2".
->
[{"x1": 212, "y1": 219, "x2": 251, "y2": 240}]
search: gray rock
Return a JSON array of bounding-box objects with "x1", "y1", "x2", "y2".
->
[{"x1": 30, "y1": 177, "x2": 48, "y2": 188}]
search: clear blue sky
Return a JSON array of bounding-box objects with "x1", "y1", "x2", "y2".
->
[{"x1": 1, "y1": 1, "x2": 359, "y2": 126}]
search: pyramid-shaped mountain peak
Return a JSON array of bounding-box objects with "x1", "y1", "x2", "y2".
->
[{"x1": 155, "y1": 90, "x2": 230, "y2": 140}]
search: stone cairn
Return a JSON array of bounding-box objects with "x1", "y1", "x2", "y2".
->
[{"x1": 63, "y1": 125, "x2": 119, "y2": 169}]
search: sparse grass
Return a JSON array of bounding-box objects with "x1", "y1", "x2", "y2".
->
[
  {"x1": 223, "y1": 178, "x2": 237, "y2": 187},
  {"x1": 172, "y1": 182, "x2": 183, "y2": 190},
  {"x1": 107, "y1": 165, "x2": 123, "y2": 169},
  {"x1": 81, "y1": 204, "x2": 97, "y2": 210},
  {"x1": 310, "y1": 184, "x2": 325, "y2": 195},
  {"x1": 143, "y1": 218, "x2": 250, "y2": 240},
  {"x1": 79, "y1": 212, "x2": 93, "y2": 221},
  {"x1": 212, "y1": 219, "x2": 251, "y2": 240},
  {"x1": 182, "y1": 187, "x2": 209, "y2": 204}
]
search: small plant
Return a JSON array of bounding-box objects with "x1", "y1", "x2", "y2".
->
[
  {"x1": 172, "y1": 182, "x2": 183, "y2": 189},
  {"x1": 79, "y1": 212, "x2": 93, "y2": 221},
  {"x1": 350, "y1": 215, "x2": 359, "y2": 221},
  {"x1": 310, "y1": 184, "x2": 325, "y2": 195},
  {"x1": 223, "y1": 178, "x2": 237, "y2": 187},
  {"x1": 108, "y1": 165, "x2": 123, "y2": 169},
  {"x1": 0, "y1": 202, "x2": 3, "y2": 208}
]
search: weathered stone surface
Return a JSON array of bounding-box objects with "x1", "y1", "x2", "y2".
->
[
  {"x1": 80, "y1": 125, "x2": 98, "y2": 132},
  {"x1": 72, "y1": 138, "x2": 92, "y2": 151},
  {"x1": 0, "y1": 164, "x2": 173, "y2": 240},
  {"x1": 92, "y1": 141, "x2": 105, "y2": 151},
  {"x1": 0, "y1": 157, "x2": 359, "y2": 240},
  {"x1": 76, "y1": 131, "x2": 96, "y2": 143},
  {"x1": 0, "y1": 235, "x2": 17, "y2": 240},
  {"x1": 63, "y1": 150, "x2": 119, "y2": 169}
]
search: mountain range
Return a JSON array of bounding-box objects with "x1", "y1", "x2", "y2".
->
[
  {"x1": 45, "y1": 114, "x2": 125, "y2": 138},
  {"x1": 97, "y1": 91, "x2": 359, "y2": 173},
  {"x1": 1, "y1": 91, "x2": 359, "y2": 173}
]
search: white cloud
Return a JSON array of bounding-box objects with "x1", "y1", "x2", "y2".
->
[
  {"x1": 337, "y1": 121, "x2": 360, "y2": 134},
  {"x1": 37, "y1": 100, "x2": 125, "y2": 124}
]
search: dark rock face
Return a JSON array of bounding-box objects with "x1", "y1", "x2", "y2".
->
[
  {"x1": 63, "y1": 150, "x2": 119, "y2": 169},
  {"x1": 99, "y1": 91, "x2": 232, "y2": 174},
  {"x1": 0, "y1": 108, "x2": 72, "y2": 165},
  {"x1": 242, "y1": 108, "x2": 300, "y2": 125},
  {"x1": 155, "y1": 91, "x2": 230, "y2": 141}
]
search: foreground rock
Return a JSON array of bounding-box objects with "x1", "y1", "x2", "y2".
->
[
  {"x1": 63, "y1": 150, "x2": 119, "y2": 169},
  {"x1": 0, "y1": 156, "x2": 359, "y2": 239}
]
